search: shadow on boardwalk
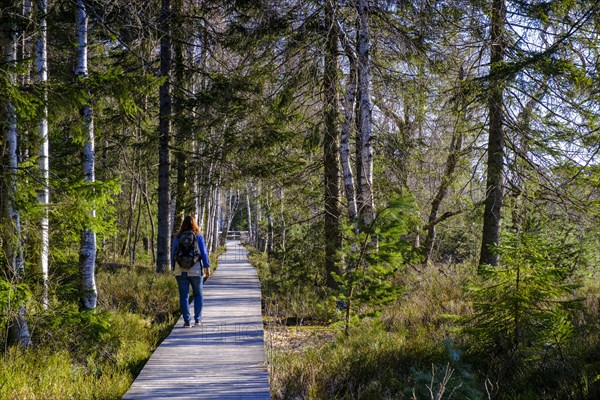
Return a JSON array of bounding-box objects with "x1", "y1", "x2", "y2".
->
[{"x1": 122, "y1": 241, "x2": 270, "y2": 400}]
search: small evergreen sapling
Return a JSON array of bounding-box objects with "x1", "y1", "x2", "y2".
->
[
  {"x1": 336, "y1": 196, "x2": 420, "y2": 335},
  {"x1": 460, "y1": 232, "x2": 581, "y2": 365}
]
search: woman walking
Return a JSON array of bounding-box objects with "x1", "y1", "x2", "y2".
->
[{"x1": 171, "y1": 215, "x2": 211, "y2": 327}]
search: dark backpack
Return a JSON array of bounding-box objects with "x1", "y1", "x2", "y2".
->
[{"x1": 176, "y1": 230, "x2": 201, "y2": 269}]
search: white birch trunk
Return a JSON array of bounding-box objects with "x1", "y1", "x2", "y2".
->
[
  {"x1": 192, "y1": 149, "x2": 200, "y2": 220},
  {"x1": 20, "y1": 1, "x2": 33, "y2": 85},
  {"x1": 341, "y1": 64, "x2": 358, "y2": 221},
  {"x1": 246, "y1": 191, "x2": 254, "y2": 245},
  {"x1": 267, "y1": 214, "x2": 274, "y2": 254},
  {"x1": 3, "y1": 5, "x2": 32, "y2": 348},
  {"x1": 356, "y1": 0, "x2": 375, "y2": 227},
  {"x1": 219, "y1": 189, "x2": 231, "y2": 244},
  {"x1": 200, "y1": 193, "x2": 208, "y2": 234},
  {"x1": 156, "y1": 0, "x2": 172, "y2": 272},
  {"x1": 221, "y1": 190, "x2": 239, "y2": 244},
  {"x1": 254, "y1": 186, "x2": 262, "y2": 250},
  {"x1": 205, "y1": 191, "x2": 214, "y2": 251},
  {"x1": 211, "y1": 186, "x2": 220, "y2": 253},
  {"x1": 76, "y1": 0, "x2": 97, "y2": 310},
  {"x1": 4, "y1": 18, "x2": 24, "y2": 276},
  {"x1": 36, "y1": 0, "x2": 50, "y2": 308}
]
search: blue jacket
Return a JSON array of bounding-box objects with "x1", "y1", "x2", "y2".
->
[{"x1": 171, "y1": 233, "x2": 210, "y2": 272}]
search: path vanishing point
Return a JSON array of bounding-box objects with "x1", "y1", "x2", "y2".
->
[{"x1": 122, "y1": 240, "x2": 270, "y2": 400}]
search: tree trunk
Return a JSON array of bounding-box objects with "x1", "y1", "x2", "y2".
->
[
  {"x1": 132, "y1": 191, "x2": 143, "y2": 264},
  {"x1": 356, "y1": 0, "x2": 375, "y2": 227},
  {"x1": 18, "y1": 1, "x2": 33, "y2": 86},
  {"x1": 334, "y1": 14, "x2": 358, "y2": 222},
  {"x1": 354, "y1": 83, "x2": 363, "y2": 215},
  {"x1": 323, "y1": 0, "x2": 342, "y2": 288},
  {"x1": 253, "y1": 184, "x2": 262, "y2": 250},
  {"x1": 205, "y1": 188, "x2": 214, "y2": 250},
  {"x1": 156, "y1": 0, "x2": 172, "y2": 273},
  {"x1": 192, "y1": 146, "x2": 200, "y2": 220},
  {"x1": 279, "y1": 186, "x2": 286, "y2": 252},
  {"x1": 246, "y1": 191, "x2": 253, "y2": 244},
  {"x1": 76, "y1": 0, "x2": 97, "y2": 310},
  {"x1": 479, "y1": 0, "x2": 506, "y2": 268},
  {"x1": 36, "y1": 0, "x2": 50, "y2": 307},
  {"x1": 267, "y1": 214, "x2": 274, "y2": 254},
  {"x1": 211, "y1": 186, "x2": 220, "y2": 253},
  {"x1": 120, "y1": 178, "x2": 138, "y2": 257},
  {"x1": 340, "y1": 55, "x2": 358, "y2": 221},
  {"x1": 140, "y1": 170, "x2": 156, "y2": 263},
  {"x1": 200, "y1": 190, "x2": 209, "y2": 233},
  {"x1": 219, "y1": 189, "x2": 236, "y2": 245},
  {"x1": 2, "y1": 8, "x2": 24, "y2": 277},
  {"x1": 2, "y1": 3, "x2": 32, "y2": 348},
  {"x1": 219, "y1": 190, "x2": 229, "y2": 245},
  {"x1": 173, "y1": 0, "x2": 187, "y2": 230}
]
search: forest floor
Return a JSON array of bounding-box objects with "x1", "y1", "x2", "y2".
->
[{"x1": 264, "y1": 325, "x2": 335, "y2": 354}]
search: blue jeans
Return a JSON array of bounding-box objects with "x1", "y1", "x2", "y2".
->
[{"x1": 176, "y1": 272, "x2": 204, "y2": 323}]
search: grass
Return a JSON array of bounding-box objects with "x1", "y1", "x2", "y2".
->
[
  {"x1": 0, "y1": 248, "x2": 224, "y2": 399},
  {"x1": 270, "y1": 324, "x2": 457, "y2": 400},
  {"x1": 0, "y1": 264, "x2": 180, "y2": 400},
  {"x1": 0, "y1": 347, "x2": 131, "y2": 400},
  {"x1": 254, "y1": 250, "x2": 600, "y2": 400},
  {"x1": 263, "y1": 261, "x2": 476, "y2": 400}
]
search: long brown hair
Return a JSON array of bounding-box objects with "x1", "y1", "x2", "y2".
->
[{"x1": 176, "y1": 215, "x2": 200, "y2": 237}]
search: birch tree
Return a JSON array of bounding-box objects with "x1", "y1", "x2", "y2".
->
[
  {"x1": 2, "y1": 1, "x2": 32, "y2": 348},
  {"x1": 2, "y1": 3, "x2": 24, "y2": 277},
  {"x1": 356, "y1": 0, "x2": 375, "y2": 227},
  {"x1": 339, "y1": 43, "x2": 358, "y2": 222},
  {"x1": 36, "y1": 0, "x2": 50, "y2": 307},
  {"x1": 246, "y1": 190, "x2": 253, "y2": 244},
  {"x1": 76, "y1": 0, "x2": 97, "y2": 309},
  {"x1": 157, "y1": 0, "x2": 172, "y2": 272},
  {"x1": 209, "y1": 185, "x2": 220, "y2": 253}
]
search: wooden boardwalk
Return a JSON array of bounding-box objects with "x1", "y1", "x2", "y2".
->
[{"x1": 122, "y1": 241, "x2": 270, "y2": 400}]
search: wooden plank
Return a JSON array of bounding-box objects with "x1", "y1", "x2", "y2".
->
[{"x1": 122, "y1": 241, "x2": 270, "y2": 400}]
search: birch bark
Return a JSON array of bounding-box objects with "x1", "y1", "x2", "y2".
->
[
  {"x1": 341, "y1": 59, "x2": 358, "y2": 221},
  {"x1": 211, "y1": 186, "x2": 220, "y2": 253},
  {"x1": 3, "y1": 4, "x2": 32, "y2": 348},
  {"x1": 157, "y1": 0, "x2": 172, "y2": 272},
  {"x1": 356, "y1": 0, "x2": 375, "y2": 227},
  {"x1": 335, "y1": 18, "x2": 358, "y2": 221},
  {"x1": 36, "y1": 0, "x2": 50, "y2": 307},
  {"x1": 3, "y1": 11, "x2": 23, "y2": 276},
  {"x1": 246, "y1": 190, "x2": 253, "y2": 245},
  {"x1": 76, "y1": 0, "x2": 97, "y2": 309}
]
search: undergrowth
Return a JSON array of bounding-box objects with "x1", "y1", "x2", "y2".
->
[
  {"x1": 264, "y1": 257, "x2": 480, "y2": 399},
  {"x1": 0, "y1": 264, "x2": 179, "y2": 400},
  {"x1": 255, "y1": 245, "x2": 600, "y2": 400}
]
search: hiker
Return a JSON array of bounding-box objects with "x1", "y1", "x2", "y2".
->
[{"x1": 171, "y1": 215, "x2": 211, "y2": 328}]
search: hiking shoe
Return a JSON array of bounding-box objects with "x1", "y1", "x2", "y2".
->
[{"x1": 183, "y1": 321, "x2": 191, "y2": 328}]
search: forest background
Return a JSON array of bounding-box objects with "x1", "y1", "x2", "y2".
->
[{"x1": 2, "y1": 0, "x2": 600, "y2": 399}]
